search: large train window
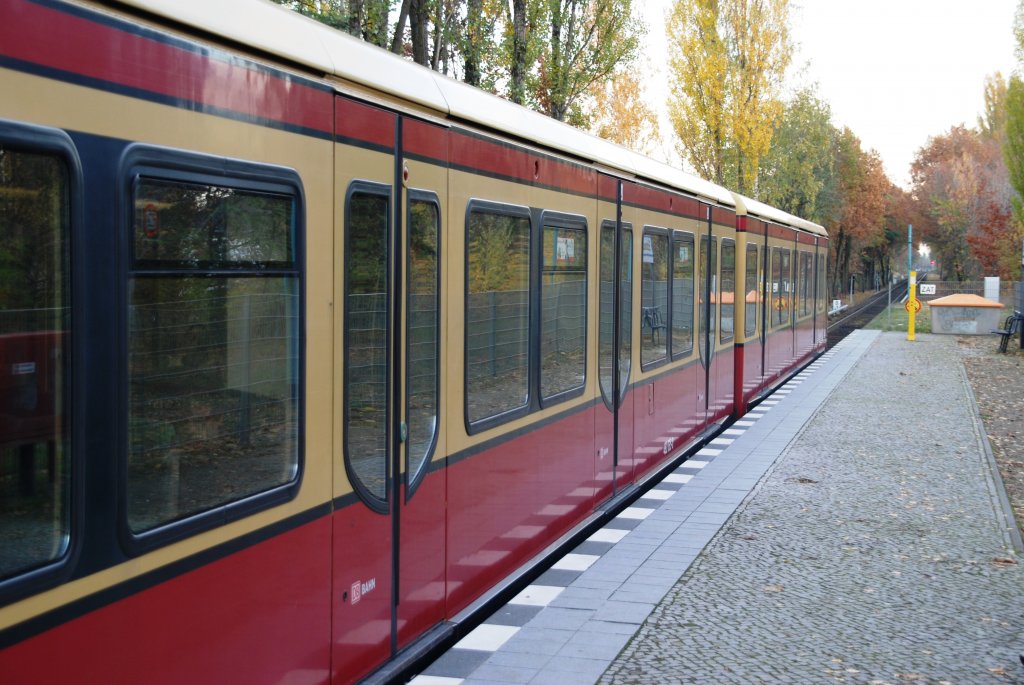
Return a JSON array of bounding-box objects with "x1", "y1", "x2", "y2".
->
[
  {"x1": 540, "y1": 214, "x2": 587, "y2": 404},
  {"x1": 407, "y1": 192, "x2": 440, "y2": 497},
  {"x1": 818, "y1": 254, "x2": 827, "y2": 313},
  {"x1": 345, "y1": 182, "x2": 391, "y2": 507},
  {"x1": 770, "y1": 246, "x2": 787, "y2": 328},
  {"x1": 670, "y1": 231, "x2": 694, "y2": 360},
  {"x1": 465, "y1": 202, "x2": 531, "y2": 432},
  {"x1": 800, "y1": 252, "x2": 812, "y2": 316},
  {"x1": 0, "y1": 123, "x2": 75, "y2": 587},
  {"x1": 699, "y1": 236, "x2": 717, "y2": 346},
  {"x1": 640, "y1": 227, "x2": 668, "y2": 369},
  {"x1": 719, "y1": 239, "x2": 735, "y2": 343},
  {"x1": 124, "y1": 150, "x2": 302, "y2": 541},
  {"x1": 599, "y1": 222, "x2": 632, "y2": 409},
  {"x1": 744, "y1": 244, "x2": 758, "y2": 337}
]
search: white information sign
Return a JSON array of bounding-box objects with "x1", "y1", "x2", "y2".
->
[
  {"x1": 642, "y1": 235, "x2": 654, "y2": 264},
  {"x1": 919, "y1": 284, "x2": 936, "y2": 295}
]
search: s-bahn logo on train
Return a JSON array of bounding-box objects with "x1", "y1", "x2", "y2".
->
[{"x1": 350, "y1": 577, "x2": 377, "y2": 605}]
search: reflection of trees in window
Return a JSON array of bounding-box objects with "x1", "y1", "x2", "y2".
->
[
  {"x1": 599, "y1": 224, "x2": 632, "y2": 407},
  {"x1": 345, "y1": 190, "x2": 389, "y2": 502},
  {"x1": 745, "y1": 244, "x2": 758, "y2": 337},
  {"x1": 641, "y1": 230, "x2": 668, "y2": 366},
  {"x1": 466, "y1": 208, "x2": 530, "y2": 425},
  {"x1": 0, "y1": 146, "x2": 70, "y2": 581},
  {"x1": 541, "y1": 223, "x2": 587, "y2": 401},
  {"x1": 671, "y1": 233, "x2": 694, "y2": 357},
  {"x1": 128, "y1": 175, "x2": 299, "y2": 533},
  {"x1": 720, "y1": 240, "x2": 735, "y2": 342},
  {"x1": 407, "y1": 197, "x2": 438, "y2": 490}
]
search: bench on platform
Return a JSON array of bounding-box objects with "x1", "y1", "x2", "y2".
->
[
  {"x1": 992, "y1": 313, "x2": 1024, "y2": 353},
  {"x1": 642, "y1": 306, "x2": 667, "y2": 346}
]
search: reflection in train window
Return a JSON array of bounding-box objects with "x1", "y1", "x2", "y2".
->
[
  {"x1": 407, "y1": 193, "x2": 439, "y2": 493},
  {"x1": 466, "y1": 203, "x2": 531, "y2": 428},
  {"x1": 128, "y1": 175, "x2": 300, "y2": 532},
  {"x1": 599, "y1": 223, "x2": 632, "y2": 408},
  {"x1": 800, "y1": 251, "x2": 812, "y2": 316},
  {"x1": 640, "y1": 228, "x2": 668, "y2": 368},
  {"x1": 345, "y1": 185, "x2": 390, "y2": 505},
  {"x1": 540, "y1": 220, "x2": 587, "y2": 402},
  {"x1": 0, "y1": 146, "x2": 70, "y2": 581},
  {"x1": 671, "y1": 232, "x2": 694, "y2": 359},
  {"x1": 745, "y1": 244, "x2": 758, "y2": 337},
  {"x1": 720, "y1": 239, "x2": 735, "y2": 343}
]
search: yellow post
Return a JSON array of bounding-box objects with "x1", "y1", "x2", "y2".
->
[{"x1": 908, "y1": 271, "x2": 917, "y2": 341}]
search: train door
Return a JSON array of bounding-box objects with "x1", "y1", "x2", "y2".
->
[
  {"x1": 696, "y1": 204, "x2": 716, "y2": 423},
  {"x1": 596, "y1": 176, "x2": 634, "y2": 495},
  {"x1": 334, "y1": 98, "x2": 448, "y2": 676}
]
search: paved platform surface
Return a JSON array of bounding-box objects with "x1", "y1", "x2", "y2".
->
[{"x1": 410, "y1": 331, "x2": 1024, "y2": 685}]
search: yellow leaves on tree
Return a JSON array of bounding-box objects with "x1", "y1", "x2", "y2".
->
[
  {"x1": 667, "y1": 0, "x2": 792, "y2": 195},
  {"x1": 589, "y1": 69, "x2": 660, "y2": 155}
]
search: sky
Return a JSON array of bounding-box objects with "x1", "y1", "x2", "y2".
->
[{"x1": 638, "y1": 0, "x2": 1020, "y2": 189}]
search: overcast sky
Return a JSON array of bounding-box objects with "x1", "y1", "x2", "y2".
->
[{"x1": 638, "y1": 0, "x2": 1019, "y2": 189}]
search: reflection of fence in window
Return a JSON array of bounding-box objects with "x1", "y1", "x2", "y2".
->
[
  {"x1": 0, "y1": 306, "x2": 65, "y2": 335},
  {"x1": 541, "y1": 277, "x2": 586, "y2": 398},
  {"x1": 128, "y1": 288, "x2": 298, "y2": 531},
  {"x1": 466, "y1": 290, "x2": 529, "y2": 421}
]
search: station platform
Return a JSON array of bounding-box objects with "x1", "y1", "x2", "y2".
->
[{"x1": 409, "y1": 330, "x2": 1024, "y2": 685}]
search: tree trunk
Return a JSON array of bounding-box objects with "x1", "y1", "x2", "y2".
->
[
  {"x1": 410, "y1": 0, "x2": 428, "y2": 65},
  {"x1": 510, "y1": 0, "x2": 527, "y2": 105},
  {"x1": 390, "y1": 0, "x2": 411, "y2": 54},
  {"x1": 347, "y1": 0, "x2": 363, "y2": 37},
  {"x1": 464, "y1": 0, "x2": 483, "y2": 86}
]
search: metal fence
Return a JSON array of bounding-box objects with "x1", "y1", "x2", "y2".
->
[{"x1": 915, "y1": 280, "x2": 1022, "y2": 310}]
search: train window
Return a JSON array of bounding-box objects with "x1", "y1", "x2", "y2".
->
[
  {"x1": 127, "y1": 167, "x2": 301, "y2": 536},
  {"x1": 745, "y1": 244, "x2": 758, "y2": 337},
  {"x1": 670, "y1": 232, "x2": 694, "y2": 359},
  {"x1": 789, "y1": 249, "x2": 797, "y2": 324},
  {"x1": 407, "y1": 193, "x2": 440, "y2": 496},
  {"x1": 465, "y1": 202, "x2": 531, "y2": 430},
  {"x1": 719, "y1": 240, "x2": 735, "y2": 344},
  {"x1": 771, "y1": 247, "x2": 786, "y2": 328},
  {"x1": 599, "y1": 222, "x2": 632, "y2": 409},
  {"x1": 699, "y1": 236, "x2": 717, "y2": 348},
  {"x1": 818, "y1": 254, "x2": 826, "y2": 312},
  {"x1": 540, "y1": 217, "x2": 587, "y2": 404},
  {"x1": 800, "y1": 252, "x2": 812, "y2": 316},
  {"x1": 0, "y1": 141, "x2": 71, "y2": 582},
  {"x1": 345, "y1": 184, "x2": 390, "y2": 506},
  {"x1": 640, "y1": 228, "x2": 668, "y2": 368}
]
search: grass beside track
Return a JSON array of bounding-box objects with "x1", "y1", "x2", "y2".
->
[{"x1": 865, "y1": 302, "x2": 933, "y2": 334}]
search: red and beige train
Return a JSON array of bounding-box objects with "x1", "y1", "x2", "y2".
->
[{"x1": 0, "y1": 0, "x2": 828, "y2": 682}]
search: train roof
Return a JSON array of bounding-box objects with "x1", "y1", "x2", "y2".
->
[
  {"x1": 111, "y1": 0, "x2": 830, "y2": 234},
  {"x1": 731, "y1": 194, "x2": 828, "y2": 238}
]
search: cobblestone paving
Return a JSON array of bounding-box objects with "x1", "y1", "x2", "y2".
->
[{"x1": 601, "y1": 333, "x2": 1024, "y2": 685}]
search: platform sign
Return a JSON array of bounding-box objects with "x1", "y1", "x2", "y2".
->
[{"x1": 919, "y1": 284, "x2": 936, "y2": 295}]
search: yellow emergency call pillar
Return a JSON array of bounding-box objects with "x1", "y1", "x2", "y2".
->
[{"x1": 907, "y1": 271, "x2": 917, "y2": 341}]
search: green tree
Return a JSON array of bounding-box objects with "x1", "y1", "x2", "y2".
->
[
  {"x1": 758, "y1": 86, "x2": 836, "y2": 222},
  {"x1": 534, "y1": 0, "x2": 643, "y2": 124},
  {"x1": 1007, "y1": 75, "x2": 1024, "y2": 230}
]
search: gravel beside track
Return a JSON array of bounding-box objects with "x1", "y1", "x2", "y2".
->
[{"x1": 600, "y1": 332, "x2": 1024, "y2": 684}]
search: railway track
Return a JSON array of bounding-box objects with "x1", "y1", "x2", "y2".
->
[{"x1": 826, "y1": 280, "x2": 910, "y2": 349}]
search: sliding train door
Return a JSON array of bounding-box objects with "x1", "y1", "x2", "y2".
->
[
  {"x1": 595, "y1": 175, "x2": 634, "y2": 497},
  {"x1": 333, "y1": 97, "x2": 448, "y2": 678}
]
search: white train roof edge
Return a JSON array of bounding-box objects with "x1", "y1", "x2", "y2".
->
[
  {"x1": 113, "y1": 0, "x2": 764, "y2": 212},
  {"x1": 731, "y1": 193, "x2": 828, "y2": 238}
]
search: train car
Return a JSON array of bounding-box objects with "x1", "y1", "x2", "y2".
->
[
  {"x1": 732, "y1": 195, "x2": 828, "y2": 410},
  {"x1": 0, "y1": 1, "x2": 826, "y2": 683}
]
